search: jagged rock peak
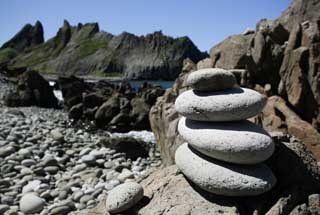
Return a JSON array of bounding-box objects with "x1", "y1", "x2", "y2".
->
[
  {"x1": 1, "y1": 21, "x2": 44, "y2": 51},
  {"x1": 277, "y1": 0, "x2": 320, "y2": 30},
  {"x1": 54, "y1": 19, "x2": 72, "y2": 47}
]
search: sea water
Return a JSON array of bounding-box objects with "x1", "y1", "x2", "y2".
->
[{"x1": 50, "y1": 80, "x2": 174, "y2": 101}]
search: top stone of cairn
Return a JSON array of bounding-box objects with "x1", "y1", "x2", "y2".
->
[{"x1": 186, "y1": 68, "x2": 237, "y2": 91}]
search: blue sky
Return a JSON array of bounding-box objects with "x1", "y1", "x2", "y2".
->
[{"x1": 0, "y1": 0, "x2": 291, "y2": 51}]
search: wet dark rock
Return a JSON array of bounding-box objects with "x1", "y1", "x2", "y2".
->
[
  {"x1": 4, "y1": 70, "x2": 59, "y2": 108},
  {"x1": 98, "y1": 136, "x2": 150, "y2": 159}
]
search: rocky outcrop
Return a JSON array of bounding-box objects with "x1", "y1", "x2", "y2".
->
[
  {"x1": 207, "y1": 0, "x2": 320, "y2": 131},
  {"x1": 1, "y1": 21, "x2": 207, "y2": 80},
  {"x1": 149, "y1": 60, "x2": 194, "y2": 166},
  {"x1": 57, "y1": 76, "x2": 164, "y2": 132},
  {"x1": 277, "y1": 0, "x2": 320, "y2": 31},
  {"x1": 261, "y1": 96, "x2": 320, "y2": 159},
  {"x1": 4, "y1": 70, "x2": 59, "y2": 108},
  {"x1": 97, "y1": 136, "x2": 150, "y2": 160}
]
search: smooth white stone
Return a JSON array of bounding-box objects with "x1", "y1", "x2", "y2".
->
[
  {"x1": 175, "y1": 88, "x2": 266, "y2": 121},
  {"x1": 175, "y1": 143, "x2": 276, "y2": 196},
  {"x1": 20, "y1": 193, "x2": 45, "y2": 214},
  {"x1": 106, "y1": 182, "x2": 143, "y2": 213},
  {"x1": 186, "y1": 68, "x2": 237, "y2": 91},
  {"x1": 178, "y1": 117, "x2": 274, "y2": 164}
]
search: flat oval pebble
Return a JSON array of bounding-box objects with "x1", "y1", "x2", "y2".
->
[
  {"x1": 186, "y1": 68, "x2": 237, "y2": 91},
  {"x1": 178, "y1": 117, "x2": 274, "y2": 164},
  {"x1": 175, "y1": 88, "x2": 266, "y2": 122},
  {"x1": 106, "y1": 182, "x2": 144, "y2": 213},
  {"x1": 175, "y1": 143, "x2": 276, "y2": 196}
]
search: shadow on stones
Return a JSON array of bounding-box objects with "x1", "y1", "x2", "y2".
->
[
  {"x1": 188, "y1": 144, "x2": 273, "y2": 179},
  {"x1": 193, "y1": 87, "x2": 244, "y2": 97},
  {"x1": 184, "y1": 118, "x2": 270, "y2": 135},
  {"x1": 180, "y1": 140, "x2": 320, "y2": 214},
  {"x1": 116, "y1": 196, "x2": 151, "y2": 215}
]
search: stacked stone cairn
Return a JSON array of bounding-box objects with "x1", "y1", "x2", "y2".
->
[{"x1": 174, "y1": 68, "x2": 277, "y2": 196}]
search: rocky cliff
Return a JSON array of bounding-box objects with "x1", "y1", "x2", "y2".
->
[
  {"x1": 209, "y1": 0, "x2": 320, "y2": 131},
  {"x1": 0, "y1": 20, "x2": 207, "y2": 79}
]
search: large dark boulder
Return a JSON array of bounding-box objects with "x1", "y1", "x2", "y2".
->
[
  {"x1": 4, "y1": 70, "x2": 58, "y2": 108},
  {"x1": 210, "y1": 33, "x2": 254, "y2": 70},
  {"x1": 97, "y1": 136, "x2": 150, "y2": 159},
  {"x1": 58, "y1": 75, "x2": 87, "y2": 109},
  {"x1": 94, "y1": 95, "x2": 121, "y2": 127}
]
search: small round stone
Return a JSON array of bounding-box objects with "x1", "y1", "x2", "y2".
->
[
  {"x1": 186, "y1": 68, "x2": 237, "y2": 91},
  {"x1": 178, "y1": 117, "x2": 274, "y2": 164},
  {"x1": 175, "y1": 88, "x2": 266, "y2": 122},
  {"x1": 19, "y1": 193, "x2": 45, "y2": 214},
  {"x1": 175, "y1": 143, "x2": 276, "y2": 196},
  {"x1": 106, "y1": 182, "x2": 143, "y2": 213}
]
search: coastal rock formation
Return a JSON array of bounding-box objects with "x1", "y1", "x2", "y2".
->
[
  {"x1": 262, "y1": 95, "x2": 320, "y2": 158},
  {"x1": 4, "y1": 70, "x2": 59, "y2": 108},
  {"x1": 208, "y1": 0, "x2": 320, "y2": 131},
  {"x1": 56, "y1": 76, "x2": 164, "y2": 131},
  {"x1": 1, "y1": 21, "x2": 44, "y2": 52},
  {"x1": 0, "y1": 21, "x2": 207, "y2": 80},
  {"x1": 174, "y1": 68, "x2": 276, "y2": 196}
]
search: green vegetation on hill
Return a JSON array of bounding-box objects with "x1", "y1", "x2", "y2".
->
[
  {"x1": 0, "y1": 48, "x2": 17, "y2": 65},
  {"x1": 76, "y1": 39, "x2": 108, "y2": 59},
  {"x1": 0, "y1": 21, "x2": 207, "y2": 79}
]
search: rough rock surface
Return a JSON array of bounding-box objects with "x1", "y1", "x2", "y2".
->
[
  {"x1": 106, "y1": 182, "x2": 143, "y2": 213},
  {"x1": 149, "y1": 60, "x2": 193, "y2": 166},
  {"x1": 210, "y1": 33, "x2": 254, "y2": 70},
  {"x1": 186, "y1": 68, "x2": 236, "y2": 91},
  {"x1": 175, "y1": 88, "x2": 266, "y2": 122},
  {"x1": 262, "y1": 96, "x2": 320, "y2": 159},
  {"x1": 175, "y1": 143, "x2": 276, "y2": 196},
  {"x1": 276, "y1": 0, "x2": 320, "y2": 31},
  {"x1": 178, "y1": 117, "x2": 274, "y2": 164},
  {"x1": 55, "y1": 75, "x2": 164, "y2": 132},
  {"x1": 0, "y1": 21, "x2": 207, "y2": 79},
  {"x1": 207, "y1": 0, "x2": 320, "y2": 131},
  {"x1": 4, "y1": 70, "x2": 59, "y2": 108}
]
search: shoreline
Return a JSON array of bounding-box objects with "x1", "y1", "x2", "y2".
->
[
  {"x1": 43, "y1": 74, "x2": 123, "y2": 82},
  {"x1": 0, "y1": 105, "x2": 161, "y2": 214}
]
